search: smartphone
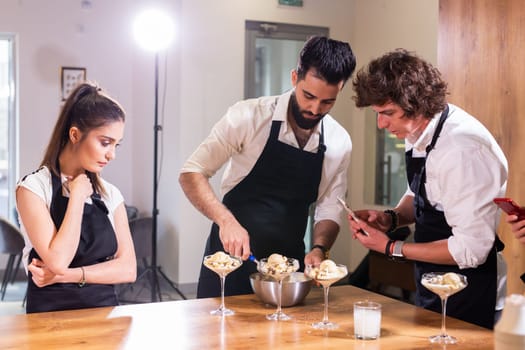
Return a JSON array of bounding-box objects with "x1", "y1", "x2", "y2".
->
[
  {"x1": 337, "y1": 197, "x2": 369, "y2": 236},
  {"x1": 493, "y1": 197, "x2": 525, "y2": 220}
]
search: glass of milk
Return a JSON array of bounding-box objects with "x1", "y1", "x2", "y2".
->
[{"x1": 354, "y1": 301, "x2": 382, "y2": 340}]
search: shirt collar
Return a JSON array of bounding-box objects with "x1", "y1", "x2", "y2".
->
[{"x1": 408, "y1": 111, "x2": 442, "y2": 154}]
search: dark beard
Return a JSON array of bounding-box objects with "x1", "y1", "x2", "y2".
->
[{"x1": 290, "y1": 92, "x2": 325, "y2": 130}]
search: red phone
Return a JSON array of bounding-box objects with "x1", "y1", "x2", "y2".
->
[{"x1": 493, "y1": 197, "x2": 525, "y2": 219}]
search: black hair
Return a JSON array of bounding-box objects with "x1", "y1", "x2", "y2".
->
[{"x1": 296, "y1": 36, "x2": 357, "y2": 85}]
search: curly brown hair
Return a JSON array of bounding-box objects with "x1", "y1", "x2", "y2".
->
[{"x1": 352, "y1": 49, "x2": 448, "y2": 119}]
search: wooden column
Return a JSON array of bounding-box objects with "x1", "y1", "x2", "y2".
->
[{"x1": 438, "y1": 0, "x2": 525, "y2": 295}]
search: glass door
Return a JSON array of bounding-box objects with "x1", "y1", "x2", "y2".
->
[
  {"x1": 363, "y1": 108, "x2": 407, "y2": 207},
  {"x1": 0, "y1": 34, "x2": 17, "y2": 222},
  {"x1": 244, "y1": 20, "x2": 328, "y2": 99}
]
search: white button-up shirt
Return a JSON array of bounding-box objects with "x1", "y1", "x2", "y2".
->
[
  {"x1": 405, "y1": 104, "x2": 508, "y2": 269},
  {"x1": 180, "y1": 89, "x2": 352, "y2": 226}
]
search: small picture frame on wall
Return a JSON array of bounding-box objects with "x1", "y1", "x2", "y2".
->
[{"x1": 61, "y1": 67, "x2": 86, "y2": 101}]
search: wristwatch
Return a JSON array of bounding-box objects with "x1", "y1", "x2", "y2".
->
[
  {"x1": 311, "y1": 244, "x2": 329, "y2": 259},
  {"x1": 392, "y1": 240, "x2": 405, "y2": 258}
]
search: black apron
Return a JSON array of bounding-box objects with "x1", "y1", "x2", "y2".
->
[
  {"x1": 26, "y1": 170, "x2": 119, "y2": 313},
  {"x1": 407, "y1": 106, "x2": 500, "y2": 329},
  {"x1": 197, "y1": 119, "x2": 325, "y2": 297}
]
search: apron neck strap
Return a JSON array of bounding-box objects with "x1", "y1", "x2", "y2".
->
[{"x1": 425, "y1": 104, "x2": 449, "y2": 154}]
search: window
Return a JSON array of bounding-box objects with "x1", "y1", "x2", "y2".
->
[
  {"x1": 0, "y1": 34, "x2": 17, "y2": 222},
  {"x1": 244, "y1": 21, "x2": 328, "y2": 252}
]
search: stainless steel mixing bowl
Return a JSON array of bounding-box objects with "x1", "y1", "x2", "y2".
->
[{"x1": 250, "y1": 272, "x2": 313, "y2": 307}]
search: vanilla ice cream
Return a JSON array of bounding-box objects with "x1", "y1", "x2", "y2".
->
[
  {"x1": 259, "y1": 253, "x2": 298, "y2": 279},
  {"x1": 203, "y1": 251, "x2": 242, "y2": 275},
  {"x1": 421, "y1": 272, "x2": 467, "y2": 298},
  {"x1": 307, "y1": 259, "x2": 348, "y2": 284}
]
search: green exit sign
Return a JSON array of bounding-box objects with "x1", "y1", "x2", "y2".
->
[{"x1": 279, "y1": 0, "x2": 303, "y2": 6}]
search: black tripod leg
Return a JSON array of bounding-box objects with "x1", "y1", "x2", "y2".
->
[
  {"x1": 150, "y1": 267, "x2": 162, "y2": 302},
  {"x1": 119, "y1": 265, "x2": 186, "y2": 303},
  {"x1": 157, "y1": 267, "x2": 186, "y2": 300},
  {"x1": 118, "y1": 266, "x2": 151, "y2": 300}
]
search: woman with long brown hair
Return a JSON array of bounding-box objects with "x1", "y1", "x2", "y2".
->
[{"x1": 16, "y1": 82, "x2": 136, "y2": 313}]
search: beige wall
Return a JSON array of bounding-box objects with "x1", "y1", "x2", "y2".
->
[
  {"x1": 0, "y1": 0, "x2": 438, "y2": 289},
  {"x1": 347, "y1": 0, "x2": 439, "y2": 270},
  {"x1": 1, "y1": 0, "x2": 138, "y2": 199}
]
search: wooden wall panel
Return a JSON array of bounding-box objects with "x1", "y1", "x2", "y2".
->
[{"x1": 439, "y1": 0, "x2": 525, "y2": 295}]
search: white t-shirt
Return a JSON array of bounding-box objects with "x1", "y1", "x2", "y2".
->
[
  {"x1": 16, "y1": 166, "x2": 124, "y2": 270},
  {"x1": 180, "y1": 89, "x2": 353, "y2": 226}
]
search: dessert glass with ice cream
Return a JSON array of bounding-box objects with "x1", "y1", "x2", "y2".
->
[
  {"x1": 305, "y1": 259, "x2": 348, "y2": 329},
  {"x1": 257, "y1": 254, "x2": 300, "y2": 321},
  {"x1": 203, "y1": 251, "x2": 243, "y2": 316},
  {"x1": 421, "y1": 272, "x2": 468, "y2": 344}
]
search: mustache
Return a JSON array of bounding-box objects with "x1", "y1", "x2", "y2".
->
[{"x1": 302, "y1": 111, "x2": 323, "y2": 118}]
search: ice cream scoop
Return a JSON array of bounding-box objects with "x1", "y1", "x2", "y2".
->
[{"x1": 248, "y1": 254, "x2": 259, "y2": 264}]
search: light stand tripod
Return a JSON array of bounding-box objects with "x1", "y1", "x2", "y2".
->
[
  {"x1": 130, "y1": 7, "x2": 184, "y2": 303},
  {"x1": 146, "y1": 52, "x2": 186, "y2": 302}
]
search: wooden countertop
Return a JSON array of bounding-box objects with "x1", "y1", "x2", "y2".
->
[{"x1": 0, "y1": 285, "x2": 493, "y2": 349}]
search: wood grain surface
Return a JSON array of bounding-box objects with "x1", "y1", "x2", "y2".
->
[
  {"x1": 438, "y1": 0, "x2": 525, "y2": 295},
  {"x1": 0, "y1": 285, "x2": 494, "y2": 349}
]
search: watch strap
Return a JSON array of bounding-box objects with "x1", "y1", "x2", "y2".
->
[
  {"x1": 392, "y1": 240, "x2": 405, "y2": 258},
  {"x1": 385, "y1": 239, "x2": 395, "y2": 257},
  {"x1": 311, "y1": 244, "x2": 329, "y2": 258}
]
